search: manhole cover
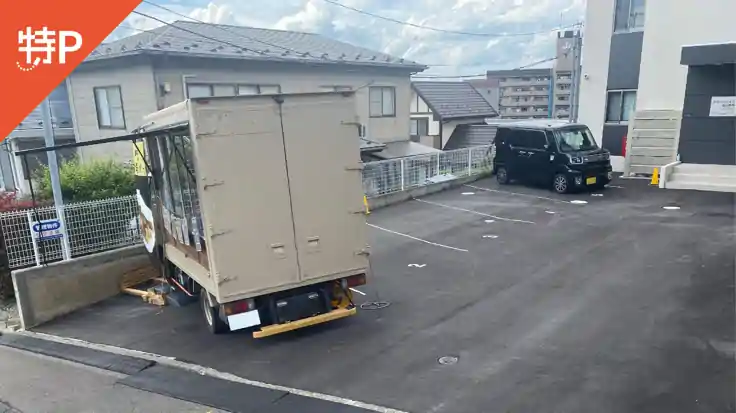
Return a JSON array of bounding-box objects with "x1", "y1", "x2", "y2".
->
[
  {"x1": 360, "y1": 301, "x2": 391, "y2": 310},
  {"x1": 438, "y1": 356, "x2": 459, "y2": 365}
]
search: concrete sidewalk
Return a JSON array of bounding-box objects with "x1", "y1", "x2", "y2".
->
[{"x1": 0, "y1": 345, "x2": 225, "y2": 413}]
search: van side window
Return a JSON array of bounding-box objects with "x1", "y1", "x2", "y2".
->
[{"x1": 520, "y1": 130, "x2": 548, "y2": 150}]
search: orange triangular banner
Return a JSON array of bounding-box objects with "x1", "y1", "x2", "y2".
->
[{"x1": 0, "y1": 0, "x2": 142, "y2": 140}]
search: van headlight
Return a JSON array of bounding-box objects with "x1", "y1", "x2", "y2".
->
[{"x1": 568, "y1": 155, "x2": 584, "y2": 165}]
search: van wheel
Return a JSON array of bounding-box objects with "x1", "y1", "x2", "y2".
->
[
  {"x1": 553, "y1": 174, "x2": 570, "y2": 194},
  {"x1": 496, "y1": 167, "x2": 510, "y2": 185},
  {"x1": 200, "y1": 291, "x2": 228, "y2": 334}
]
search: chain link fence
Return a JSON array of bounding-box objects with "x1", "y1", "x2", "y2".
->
[
  {"x1": 0, "y1": 196, "x2": 139, "y2": 269},
  {"x1": 0, "y1": 145, "x2": 493, "y2": 269}
]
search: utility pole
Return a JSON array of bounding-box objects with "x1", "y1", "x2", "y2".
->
[
  {"x1": 40, "y1": 98, "x2": 71, "y2": 260},
  {"x1": 569, "y1": 28, "x2": 583, "y2": 123}
]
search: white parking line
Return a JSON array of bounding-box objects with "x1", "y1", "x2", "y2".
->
[
  {"x1": 464, "y1": 184, "x2": 575, "y2": 205},
  {"x1": 413, "y1": 198, "x2": 535, "y2": 224},
  {"x1": 349, "y1": 288, "x2": 367, "y2": 296},
  {"x1": 366, "y1": 223, "x2": 469, "y2": 252},
  {"x1": 19, "y1": 331, "x2": 409, "y2": 413}
]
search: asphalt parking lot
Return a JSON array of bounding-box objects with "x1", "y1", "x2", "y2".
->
[{"x1": 36, "y1": 177, "x2": 735, "y2": 413}]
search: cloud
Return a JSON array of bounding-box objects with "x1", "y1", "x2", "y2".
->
[
  {"x1": 116, "y1": 0, "x2": 584, "y2": 76},
  {"x1": 189, "y1": 3, "x2": 237, "y2": 25}
]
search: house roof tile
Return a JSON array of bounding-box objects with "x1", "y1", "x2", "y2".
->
[
  {"x1": 87, "y1": 21, "x2": 426, "y2": 71},
  {"x1": 412, "y1": 81, "x2": 498, "y2": 120}
]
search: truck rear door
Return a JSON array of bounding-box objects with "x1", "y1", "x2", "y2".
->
[{"x1": 279, "y1": 93, "x2": 370, "y2": 282}]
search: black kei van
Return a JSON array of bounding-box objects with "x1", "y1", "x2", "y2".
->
[{"x1": 492, "y1": 120, "x2": 613, "y2": 194}]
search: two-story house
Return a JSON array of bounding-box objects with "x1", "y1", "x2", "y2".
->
[
  {"x1": 410, "y1": 81, "x2": 498, "y2": 149},
  {"x1": 51, "y1": 21, "x2": 429, "y2": 169}
]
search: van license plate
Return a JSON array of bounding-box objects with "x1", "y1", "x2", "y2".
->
[{"x1": 586, "y1": 177, "x2": 597, "y2": 185}]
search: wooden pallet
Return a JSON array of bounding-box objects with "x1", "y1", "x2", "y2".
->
[{"x1": 120, "y1": 264, "x2": 167, "y2": 306}]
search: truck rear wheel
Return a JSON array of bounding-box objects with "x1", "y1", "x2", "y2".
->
[{"x1": 200, "y1": 291, "x2": 229, "y2": 334}]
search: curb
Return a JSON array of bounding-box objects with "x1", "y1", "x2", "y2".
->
[{"x1": 0, "y1": 331, "x2": 407, "y2": 413}]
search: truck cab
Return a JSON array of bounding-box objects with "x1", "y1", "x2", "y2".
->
[{"x1": 491, "y1": 120, "x2": 613, "y2": 193}]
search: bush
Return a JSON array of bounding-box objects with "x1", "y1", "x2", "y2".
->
[
  {"x1": 0, "y1": 190, "x2": 47, "y2": 213},
  {"x1": 34, "y1": 157, "x2": 136, "y2": 203},
  {"x1": 32, "y1": 157, "x2": 138, "y2": 265}
]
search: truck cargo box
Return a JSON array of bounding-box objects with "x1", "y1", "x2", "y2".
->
[{"x1": 139, "y1": 92, "x2": 370, "y2": 304}]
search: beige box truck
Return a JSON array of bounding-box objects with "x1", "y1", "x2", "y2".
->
[{"x1": 133, "y1": 92, "x2": 371, "y2": 337}]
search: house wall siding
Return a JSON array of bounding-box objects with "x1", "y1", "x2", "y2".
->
[
  {"x1": 67, "y1": 61, "x2": 158, "y2": 163},
  {"x1": 637, "y1": 0, "x2": 736, "y2": 111},
  {"x1": 410, "y1": 90, "x2": 440, "y2": 147},
  {"x1": 152, "y1": 58, "x2": 412, "y2": 144}
]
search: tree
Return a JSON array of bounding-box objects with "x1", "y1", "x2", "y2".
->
[
  {"x1": 35, "y1": 157, "x2": 135, "y2": 202},
  {"x1": 33, "y1": 157, "x2": 138, "y2": 263}
]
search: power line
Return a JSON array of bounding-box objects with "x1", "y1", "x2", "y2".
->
[
  {"x1": 412, "y1": 56, "x2": 559, "y2": 79},
  {"x1": 130, "y1": 10, "x2": 264, "y2": 54},
  {"x1": 140, "y1": 0, "x2": 303, "y2": 55},
  {"x1": 321, "y1": 0, "x2": 581, "y2": 37},
  {"x1": 412, "y1": 73, "x2": 486, "y2": 79},
  {"x1": 516, "y1": 56, "x2": 558, "y2": 70}
]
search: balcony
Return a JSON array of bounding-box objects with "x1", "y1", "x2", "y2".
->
[
  {"x1": 501, "y1": 88, "x2": 549, "y2": 97},
  {"x1": 498, "y1": 78, "x2": 550, "y2": 87}
]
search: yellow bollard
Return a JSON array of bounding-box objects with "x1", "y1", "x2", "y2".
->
[
  {"x1": 650, "y1": 167, "x2": 660, "y2": 186},
  {"x1": 363, "y1": 195, "x2": 370, "y2": 215}
]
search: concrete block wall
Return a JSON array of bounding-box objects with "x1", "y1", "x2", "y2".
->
[{"x1": 12, "y1": 245, "x2": 154, "y2": 329}]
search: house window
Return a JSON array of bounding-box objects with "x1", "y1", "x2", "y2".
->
[
  {"x1": 187, "y1": 84, "x2": 213, "y2": 98},
  {"x1": 606, "y1": 90, "x2": 637, "y2": 123},
  {"x1": 237, "y1": 85, "x2": 259, "y2": 95},
  {"x1": 614, "y1": 0, "x2": 646, "y2": 32},
  {"x1": 369, "y1": 86, "x2": 396, "y2": 117},
  {"x1": 320, "y1": 85, "x2": 352, "y2": 92},
  {"x1": 93, "y1": 86, "x2": 125, "y2": 129},
  {"x1": 410, "y1": 118, "x2": 429, "y2": 137},
  {"x1": 258, "y1": 85, "x2": 281, "y2": 94},
  {"x1": 187, "y1": 83, "x2": 281, "y2": 98},
  {"x1": 213, "y1": 84, "x2": 236, "y2": 97}
]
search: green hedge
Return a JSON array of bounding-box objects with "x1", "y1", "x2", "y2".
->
[{"x1": 35, "y1": 157, "x2": 136, "y2": 202}]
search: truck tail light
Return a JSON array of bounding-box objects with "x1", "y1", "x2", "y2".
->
[
  {"x1": 345, "y1": 273, "x2": 366, "y2": 288},
  {"x1": 224, "y1": 298, "x2": 256, "y2": 315}
]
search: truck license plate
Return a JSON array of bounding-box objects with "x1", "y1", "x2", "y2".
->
[{"x1": 586, "y1": 177, "x2": 597, "y2": 185}]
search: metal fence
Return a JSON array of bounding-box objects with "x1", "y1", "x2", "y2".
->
[
  {"x1": 0, "y1": 145, "x2": 493, "y2": 269},
  {"x1": 0, "y1": 196, "x2": 139, "y2": 269},
  {"x1": 362, "y1": 145, "x2": 493, "y2": 197}
]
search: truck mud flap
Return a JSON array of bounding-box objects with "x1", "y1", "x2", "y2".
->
[{"x1": 252, "y1": 307, "x2": 356, "y2": 339}]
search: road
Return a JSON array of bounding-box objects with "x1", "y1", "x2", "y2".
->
[
  {"x1": 33, "y1": 177, "x2": 736, "y2": 413},
  {"x1": 0, "y1": 345, "x2": 226, "y2": 413}
]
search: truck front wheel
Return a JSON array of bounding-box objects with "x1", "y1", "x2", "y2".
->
[{"x1": 200, "y1": 292, "x2": 229, "y2": 334}]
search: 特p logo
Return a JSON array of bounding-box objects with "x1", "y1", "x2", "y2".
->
[{"x1": 17, "y1": 26, "x2": 83, "y2": 72}]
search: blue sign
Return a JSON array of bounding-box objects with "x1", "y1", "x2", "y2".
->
[{"x1": 30, "y1": 219, "x2": 64, "y2": 241}]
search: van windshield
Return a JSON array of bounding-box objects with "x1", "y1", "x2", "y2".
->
[{"x1": 554, "y1": 127, "x2": 599, "y2": 152}]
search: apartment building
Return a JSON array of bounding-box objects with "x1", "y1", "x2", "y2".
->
[
  {"x1": 479, "y1": 31, "x2": 580, "y2": 120},
  {"x1": 578, "y1": 0, "x2": 736, "y2": 175}
]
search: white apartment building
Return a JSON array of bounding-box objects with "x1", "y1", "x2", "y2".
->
[{"x1": 579, "y1": 0, "x2": 736, "y2": 180}]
